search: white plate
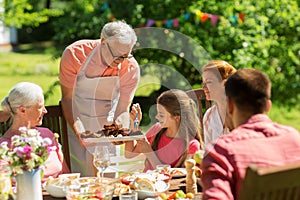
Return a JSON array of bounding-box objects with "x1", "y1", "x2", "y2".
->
[
  {"x1": 82, "y1": 135, "x2": 144, "y2": 143},
  {"x1": 44, "y1": 184, "x2": 65, "y2": 198},
  {"x1": 136, "y1": 182, "x2": 170, "y2": 199},
  {"x1": 170, "y1": 168, "x2": 187, "y2": 178}
]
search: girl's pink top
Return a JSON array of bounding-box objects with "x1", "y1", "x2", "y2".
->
[{"x1": 144, "y1": 122, "x2": 200, "y2": 171}]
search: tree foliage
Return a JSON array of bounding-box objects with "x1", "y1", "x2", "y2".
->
[
  {"x1": 3, "y1": 0, "x2": 300, "y2": 107},
  {"x1": 1, "y1": 0, "x2": 62, "y2": 28}
]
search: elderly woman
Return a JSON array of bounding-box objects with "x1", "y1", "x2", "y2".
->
[
  {"x1": 0, "y1": 82, "x2": 67, "y2": 181},
  {"x1": 59, "y1": 20, "x2": 140, "y2": 176}
]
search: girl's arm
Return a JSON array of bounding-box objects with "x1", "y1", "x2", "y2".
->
[
  {"x1": 124, "y1": 140, "x2": 139, "y2": 158},
  {"x1": 135, "y1": 139, "x2": 161, "y2": 168}
]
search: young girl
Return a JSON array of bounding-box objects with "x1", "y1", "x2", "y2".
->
[{"x1": 125, "y1": 89, "x2": 202, "y2": 171}]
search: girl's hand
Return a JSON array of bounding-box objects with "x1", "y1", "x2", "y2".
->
[
  {"x1": 130, "y1": 103, "x2": 142, "y2": 123},
  {"x1": 136, "y1": 138, "x2": 152, "y2": 153}
]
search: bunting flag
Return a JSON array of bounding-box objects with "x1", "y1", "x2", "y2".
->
[
  {"x1": 201, "y1": 13, "x2": 210, "y2": 23},
  {"x1": 238, "y1": 13, "x2": 245, "y2": 23},
  {"x1": 146, "y1": 20, "x2": 155, "y2": 27},
  {"x1": 100, "y1": 2, "x2": 245, "y2": 28},
  {"x1": 173, "y1": 18, "x2": 179, "y2": 28},
  {"x1": 210, "y1": 15, "x2": 219, "y2": 27}
]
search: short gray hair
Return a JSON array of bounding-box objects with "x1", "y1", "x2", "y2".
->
[
  {"x1": 101, "y1": 20, "x2": 137, "y2": 46},
  {"x1": 1, "y1": 82, "x2": 44, "y2": 114}
]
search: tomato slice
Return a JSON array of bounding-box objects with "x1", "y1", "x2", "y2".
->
[{"x1": 120, "y1": 174, "x2": 135, "y2": 185}]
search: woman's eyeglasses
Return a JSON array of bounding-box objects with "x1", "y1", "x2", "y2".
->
[{"x1": 106, "y1": 42, "x2": 133, "y2": 61}]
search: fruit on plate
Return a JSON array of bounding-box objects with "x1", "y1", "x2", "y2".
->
[
  {"x1": 195, "y1": 165, "x2": 202, "y2": 178},
  {"x1": 186, "y1": 192, "x2": 195, "y2": 199},
  {"x1": 164, "y1": 190, "x2": 195, "y2": 199},
  {"x1": 121, "y1": 172, "x2": 171, "y2": 186},
  {"x1": 193, "y1": 150, "x2": 204, "y2": 165}
]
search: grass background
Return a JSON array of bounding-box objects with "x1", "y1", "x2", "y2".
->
[{"x1": 0, "y1": 45, "x2": 299, "y2": 131}]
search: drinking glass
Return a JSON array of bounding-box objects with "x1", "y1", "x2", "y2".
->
[
  {"x1": 0, "y1": 166, "x2": 11, "y2": 200},
  {"x1": 93, "y1": 146, "x2": 111, "y2": 182}
]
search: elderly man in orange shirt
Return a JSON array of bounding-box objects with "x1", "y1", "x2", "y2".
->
[{"x1": 59, "y1": 20, "x2": 140, "y2": 176}]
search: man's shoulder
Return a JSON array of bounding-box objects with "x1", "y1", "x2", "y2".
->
[
  {"x1": 218, "y1": 119, "x2": 300, "y2": 145},
  {"x1": 65, "y1": 39, "x2": 100, "y2": 51}
]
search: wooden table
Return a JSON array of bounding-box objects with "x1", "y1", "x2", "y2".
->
[{"x1": 43, "y1": 177, "x2": 203, "y2": 199}]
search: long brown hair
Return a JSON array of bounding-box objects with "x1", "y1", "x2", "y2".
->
[{"x1": 151, "y1": 89, "x2": 202, "y2": 167}]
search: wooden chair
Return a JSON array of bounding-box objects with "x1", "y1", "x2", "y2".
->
[
  {"x1": 239, "y1": 162, "x2": 300, "y2": 200},
  {"x1": 186, "y1": 88, "x2": 211, "y2": 141},
  {"x1": 42, "y1": 104, "x2": 71, "y2": 170},
  {"x1": 0, "y1": 111, "x2": 11, "y2": 136},
  {"x1": 0, "y1": 104, "x2": 71, "y2": 170}
]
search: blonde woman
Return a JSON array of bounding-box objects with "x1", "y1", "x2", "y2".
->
[{"x1": 202, "y1": 60, "x2": 236, "y2": 147}]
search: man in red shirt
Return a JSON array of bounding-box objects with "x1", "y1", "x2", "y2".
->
[{"x1": 201, "y1": 69, "x2": 300, "y2": 200}]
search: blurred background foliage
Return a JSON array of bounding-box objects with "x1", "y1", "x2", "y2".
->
[
  {"x1": 1, "y1": 0, "x2": 299, "y2": 129},
  {"x1": 1, "y1": 0, "x2": 299, "y2": 108}
]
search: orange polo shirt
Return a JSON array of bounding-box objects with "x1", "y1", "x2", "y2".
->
[{"x1": 59, "y1": 39, "x2": 140, "y2": 102}]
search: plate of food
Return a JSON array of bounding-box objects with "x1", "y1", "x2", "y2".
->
[
  {"x1": 80, "y1": 124, "x2": 144, "y2": 143},
  {"x1": 170, "y1": 168, "x2": 187, "y2": 178},
  {"x1": 134, "y1": 179, "x2": 170, "y2": 199},
  {"x1": 121, "y1": 172, "x2": 171, "y2": 185},
  {"x1": 44, "y1": 173, "x2": 81, "y2": 198}
]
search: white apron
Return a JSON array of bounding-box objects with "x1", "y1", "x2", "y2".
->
[{"x1": 69, "y1": 45, "x2": 120, "y2": 176}]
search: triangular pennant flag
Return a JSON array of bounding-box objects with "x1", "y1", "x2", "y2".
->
[
  {"x1": 165, "y1": 19, "x2": 173, "y2": 28},
  {"x1": 194, "y1": 9, "x2": 202, "y2": 25},
  {"x1": 195, "y1": 9, "x2": 203, "y2": 19},
  {"x1": 173, "y1": 18, "x2": 179, "y2": 28},
  {"x1": 155, "y1": 20, "x2": 163, "y2": 27},
  {"x1": 201, "y1": 13, "x2": 209, "y2": 22},
  {"x1": 210, "y1": 15, "x2": 219, "y2": 26},
  {"x1": 184, "y1": 13, "x2": 190, "y2": 20},
  {"x1": 100, "y1": 2, "x2": 109, "y2": 12},
  {"x1": 238, "y1": 13, "x2": 245, "y2": 23},
  {"x1": 231, "y1": 14, "x2": 238, "y2": 26},
  {"x1": 179, "y1": 15, "x2": 185, "y2": 23},
  {"x1": 146, "y1": 19, "x2": 155, "y2": 27}
]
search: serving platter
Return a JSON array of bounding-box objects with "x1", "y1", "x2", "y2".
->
[
  {"x1": 80, "y1": 125, "x2": 145, "y2": 143},
  {"x1": 82, "y1": 134, "x2": 145, "y2": 143}
]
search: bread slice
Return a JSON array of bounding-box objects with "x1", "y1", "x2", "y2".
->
[{"x1": 135, "y1": 178, "x2": 155, "y2": 192}]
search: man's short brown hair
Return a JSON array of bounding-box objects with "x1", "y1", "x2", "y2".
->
[{"x1": 225, "y1": 68, "x2": 271, "y2": 114}]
